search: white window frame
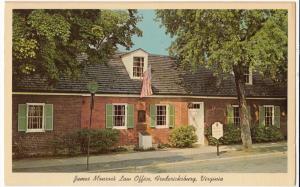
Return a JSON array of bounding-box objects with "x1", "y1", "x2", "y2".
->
[
  {"x1": 244, "y1": 67, "x2": 253, "y2": 85},
  {"x1": 155, "y1": 104, "x2": 169, "y2": 128},
  {"x1": 264, "y1": 105, "x2": 275, "y2": 126},
  {"x1": 132, "y1": 56, "x2": 144, "y2": 79},
  {"x1": 112, "y1": 103, "x2": 128, "y2": 129},
  {"x1": 26, "y1": 103, "x2": 45, "y2": 133},
  {"x1": 232, "y1": 105, "x2": 240, "y2": 127}
]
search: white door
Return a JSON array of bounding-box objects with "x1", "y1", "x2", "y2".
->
[{"x1": 188, "y1": 102, "x2": 204, "y2": 145}]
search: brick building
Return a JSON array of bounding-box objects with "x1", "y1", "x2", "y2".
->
[{"x1": 12, "y1": 49, "x2": 287, "y2": 156}]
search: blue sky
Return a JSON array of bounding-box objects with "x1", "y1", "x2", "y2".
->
[{"x1": 118, "y1": 10, "x2": 173, "y2": 55}]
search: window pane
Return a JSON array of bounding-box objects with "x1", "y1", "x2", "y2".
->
[
  {"x1": 133, "y1": 57, "x2": 144, "y2": 78},
  {"x1": 244, "y1": 66, "x2": 250, "y2": 83},
  {"x1": 264, "y1": 106, "x2": 273, "y2": 126},
  {"x1": 113, "y1": 105, "x2": 126, "y2": 127},
  {"x1": 28, "y1": 105, "x2": 43, "y2": 130},
  {"x1": 233, "y1": 106, "x2": 240, "y2": 126},
  {"x1": 156, "y1": 106, "x2": 166, "y2": 126}
]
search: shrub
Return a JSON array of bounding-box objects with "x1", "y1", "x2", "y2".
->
[
  {"x1": 12, "y1": 141, "x2": 28, "y2": 159},
  {"x1": 251, "y1": 125, "x2": 284, "y2": 143},
  {"x1": 205, "y1": 124, "x2": 241, "y2": 145},
  {"x1": 206, "y1": 123, "x2": 284, "y2": 145},
  {"x1": 169, "y1": 126, "x2": 197, "y2": 148},
  {"x1": 133, "y1": 146, "x2": 155, "y2": 152},
  {"x1": 111, "y1": 146, "x2": 128, "y2": 152},
  {"x1": 157, "y1": 143, "x2": 171, "y2": 149},
  {"x1": 51, "y1": 136, "x2": 65, "y2": 155},
  {"x1": 63, "y1": 132, "x2": 80, "y2": 155},
  {"x1": 77, "y1": 128, "x2": 120, "y2": 153},
  {"x1": 51, "y1": 128, "x2": 120, "y2": 156}
]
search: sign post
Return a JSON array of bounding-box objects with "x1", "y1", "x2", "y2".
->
[
  {"x1": 212, "y1": 122, "x2": 223, "y2": 156},
  {"x1": 86, "y1": 81, "x2": 98, "y2": 170}
]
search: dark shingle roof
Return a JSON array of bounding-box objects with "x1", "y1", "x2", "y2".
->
[{"x1": 13, "y1": 52, "x2": 287, "y2": 97}]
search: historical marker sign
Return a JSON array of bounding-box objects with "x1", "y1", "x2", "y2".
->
[
  {"x1": 212, "y1": 122, "x2": 223, "y2": 140},
  {"x1": 212, "y1": 122, "x2": 223, "y2": 156}
]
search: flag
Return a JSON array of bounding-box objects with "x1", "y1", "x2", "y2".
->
[{"x1": 140, "y1": 65, "x2": 153, "y2": 98}]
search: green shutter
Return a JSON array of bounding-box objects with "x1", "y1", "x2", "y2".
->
[
  {"x1": 259, "y1": 106, "x2": 265, "y2": 126},
  {"x1": 226, "y1": 105, "x2": 234, "y2": 125},
  {"x1": 18, "y1": 104, "x2": 27, "y2": 132},
  {"x1": 127, "y1": 104, "x2": 134, "y2": 128},
  {"x1": 274, "y1": 106, "x2": 280, "y2": 128},
  {"x1": 44, "y1": 104, "x2": 53, "y2": 130},
  {"x1": 168, "y1": 105, "x2": 175, "y2": 128},
  {"x1": 150, "y1": 104, "x2": 156, "y2": 128},
  {"x1": 106, "y1": 104, "x2": 113, "y2": 129}
]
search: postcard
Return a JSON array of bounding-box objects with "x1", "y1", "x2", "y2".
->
[{"x1": 4, "y1": 1, "x2": 296, "y2": 186}]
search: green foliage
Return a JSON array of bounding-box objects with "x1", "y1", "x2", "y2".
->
[
  {"x1": 51, "y1": 128, "x2": 120, "y2": 155},
  {"x1": 12, "y1": 141, "x2": 29, "y2": 159},
  {"x1": 62, "y1": 133, "x2": 80, "y2": 155},
  {"x1": 251, "y1": 126, "x2": 284, "y2": 143},
  {"x1": 205, "y1": 124, "x2": 242, "y2": 145},
  {"x1": 205, "y1": 124, "x2": 284, "y2": 145},
  {"x1": 169, "y1": 126, "x2": 198, "y2": 148},
  {"x1": 77, "y1": 128, "x2": 120, "y2": 153},
  {"x1": 13, "y1": 9, "x2": 142, "y2": 83},
  {"x1": 156, "y1": 10, "x2": 287, "y2": 83},
  {"x1": 133, "y1": 146, "x2": 156, "y2": 152},
  {"x1": 157, "y1": 143, "x2": 171, "y2": 149}
]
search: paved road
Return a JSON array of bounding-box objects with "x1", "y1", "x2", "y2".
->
[
  {"x1": 13, "y1": 142, "x2": 287, "y2": 173},
  {"x1": 107, "y1": 152, "x2": 287, "y2": 173}
]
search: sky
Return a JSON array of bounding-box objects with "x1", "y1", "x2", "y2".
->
[{"x1": 118, "y1": 10, "x2": 173, "y2": 55}]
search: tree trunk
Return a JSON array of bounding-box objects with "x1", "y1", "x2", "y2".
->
[{"x1": 233, "y1": 65, "x2": 252, "y2": 149}]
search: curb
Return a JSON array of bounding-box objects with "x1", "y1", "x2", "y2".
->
[{"x1": 89, "y1": 151, "x2": 286, "y2": 173}]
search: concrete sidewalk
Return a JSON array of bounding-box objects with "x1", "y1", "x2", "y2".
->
[{"x1": 12, "y1": 141, "x2": 287, "y2": 172}]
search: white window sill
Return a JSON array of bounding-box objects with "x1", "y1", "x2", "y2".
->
[
  {"x1": 132, "y1": 77, "x2": 143, "y2": 80},
  {"x1": 113, "y1": 126, "x2": 127, "y2": 130},
  {"x1": 26, "y1": 129, "x2": 45, "y2": 133},
  {"x1": 155, "y1": 125, "x2": 169, "y2": 129}
]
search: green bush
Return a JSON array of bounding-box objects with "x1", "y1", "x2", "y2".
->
[
  {"x1": 51, "y1": 128, "x2": 120, "y2": 155},
  {"x1": 169, "y1": 126, "x2": 198, "y2": 148},
  {"x1": 251, "y1": 125, "x2": 284, "y2": 143},
  {"x1": 133, "y1": 146, "x2": 156, "y2": 152},
  {"x1": 205, "y1": 124, "x2": 284, "y2": 145},
  {"x1": 77, "y1": 128, "x2": 120, "y2": 153},
  {"x1": 51, "y1": 136, "x2": 64, "y2": 155},
  {"x1": 63, "y1": 132, "x2": 80, "y2": 155},
  {"x1": 205, "y1": 124, "x2": 241, "y2": 145}
]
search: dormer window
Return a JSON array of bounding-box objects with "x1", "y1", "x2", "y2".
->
[
  {"x1": 244, "y1": 66, "x2": 253, "y2": 85},
  {"x1": 133, "y1": 57, "x2": 144, "y2": 78}
]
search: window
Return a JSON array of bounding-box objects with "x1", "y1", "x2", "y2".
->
[
  {"x1": 232, "y1": 105, "x2": 240, "y2": 127},
  {"x1": 113, "y1": 104, "x2": 127, "y2": 128},
  {"x1": 188, "y1": 103, "x2": 200, "y2": 109},
  {"x1": 27, "y1": 104, "x2": 44, "y2": 132},
  {"x1": 133, "y1": 57, "x2": 144, "y2": 78},
  {"x1": 156, "y1": 105, "x2": 167, "y2": 127},
  {"x1": 244, "y1": 66, "x2": 252, "y2": 85},
  {"x1": 138, "y1": 110, "x2": 146, "y2": 123},
  {"x1": 264, "y1": 105, "x2": 274, "y2": 126}
]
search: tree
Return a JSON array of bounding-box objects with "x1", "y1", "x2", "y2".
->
[
  {"x1": 156, "y1": 10, "x2": 287, "y2": 149},
  {"x1": 13, "y1": 9, "x2": 142, "y2": 83}
]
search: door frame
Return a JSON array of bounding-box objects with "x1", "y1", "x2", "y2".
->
[{"x1": 188, "y1": 102, "x2": 205, "y2": 145}]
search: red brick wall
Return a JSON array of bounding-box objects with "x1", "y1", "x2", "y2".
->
[
  {"x1": 13, "y1": 94, "x2": 287, "y2": 156},
  {"x1": 12, "y1": 95, "x2": 82, "y2": 156},
  {"x1": 81, "y1": 96, "x2": 288, "y2": 145},
  {"x1": 81, "y1": 97, "x2": 191, "y2": 145}
]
